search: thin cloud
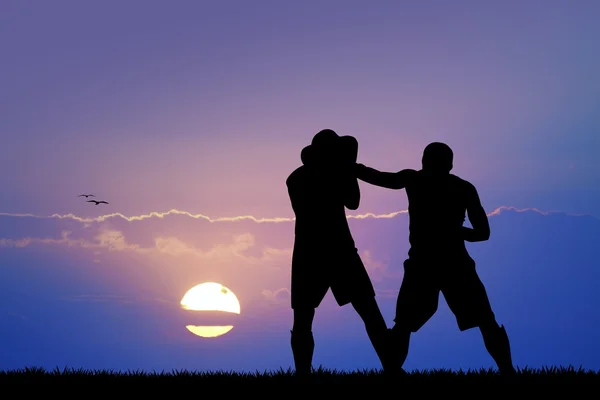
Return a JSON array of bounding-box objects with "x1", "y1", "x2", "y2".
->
[
  {"x1": 152, "y1": 233, "x2": 291, "y2": 265},
  {"x1": 0, "y1": 227, "x2": 292, "y2": 267},
  {"x1": 0, "y1": 206, "x2": 589, "y2": 271},
  {"x1": 261, "y1": 288, "x2": 291, "y2": 303},
  {"x1": 0, "y1": 206, "x2": 580, "y2": 226},
  {"x1": 0, "y1": 210, "x2": 292, "y2": 224},
  {"x1": 486, "y1": 205, "x2": 591, "y2": 217}
]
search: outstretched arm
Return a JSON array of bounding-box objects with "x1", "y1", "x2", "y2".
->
[
  {"x1": 462, "y1": 183, "x2": 490, "y2": 242},
  {"x1": 354, "y1": 163, "x2": 415, "y2": 190}
]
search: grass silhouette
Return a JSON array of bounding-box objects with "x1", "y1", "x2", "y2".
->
[{"x1": 1, "y1": 365, "x2": 598, "y2": 385}]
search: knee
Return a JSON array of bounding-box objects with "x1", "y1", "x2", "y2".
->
[
  {"x1": 479, "y1": 318, "x2": 500, "y2": 334},
  {"x1": 293, "y1": 308, "x2": 315, "y2": 333}
]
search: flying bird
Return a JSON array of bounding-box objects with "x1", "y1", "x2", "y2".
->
[
  {"x1": 78, "y1": 194, "x2": 95, "y2": 198},
  {"x1": 87, "y1": 200, "x2": 109, "y2": 205}
]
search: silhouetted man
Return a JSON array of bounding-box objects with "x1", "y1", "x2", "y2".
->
[
  {"x1": 286, "y1": 129, "x2": 390, "y2": 376},
  {"x1": 354, "y1": 142, "x2": 517, "y2": 377}
]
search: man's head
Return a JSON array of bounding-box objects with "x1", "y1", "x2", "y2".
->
[{"x1": 422, "y1": 142, "x2": 453, "y2": 174}]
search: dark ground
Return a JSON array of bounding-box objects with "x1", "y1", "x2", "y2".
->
[{"x1": 1, "y1": 366, "x2": 599, "y2": 389}]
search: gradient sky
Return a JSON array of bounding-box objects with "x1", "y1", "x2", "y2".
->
[{"x1": 1, "y1": 0, "x2": 600, "y2": 372}]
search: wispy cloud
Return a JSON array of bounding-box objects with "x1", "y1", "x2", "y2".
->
[
  {"x1": 0, "y1": 206, "x2": 581, "y2": 226},
  {"x1": 152, "y1": 234, "x2": 292, "y2": 265},
  {"x1": 487, "y1": 205, "x2": 592, "y2": 217},
  {"x1": 0, "y1": 228, "x2": 292, "y2": 266},
  {"x1": 261, "y1": 288, "x2": 291, "y2": 303},
  {"x1": 0, "y1": 206, "x2": 591, "y2": 276},
  {"x1": 0, "y1": 231, "x2": 94, "y2": 249},
  {"x1": 0, "y1": 210, "x2": 293, "y2": 224}
]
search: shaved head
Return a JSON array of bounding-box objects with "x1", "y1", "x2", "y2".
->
[{"x1": 422, "y1": 142, "x2": 453, "y2": 173}]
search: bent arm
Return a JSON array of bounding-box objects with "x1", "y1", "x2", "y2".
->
[
  {"x1": 355, "y1": 164, "x2": 414, "y2": 190},
  {"x1": 286, "y1": 174, "x2": 304, "y2": 214},
  {"x1": 338, "y1": 171, "x2": 360, "y2": 210},
  {"x1": 462, "y1": 183, "x2": 490, "y2": 242}
]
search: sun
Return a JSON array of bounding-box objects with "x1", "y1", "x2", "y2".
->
[
  {"x1": 181, "y1": 282, "x2": 240, "y2": 338},
  {"x1": 180, "y1": 282, "x2": 241, "y2": 314}
]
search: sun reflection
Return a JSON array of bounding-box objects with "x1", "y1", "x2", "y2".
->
[{"x1": 185, "y1": 325, "x2": 234, "y2": 338}]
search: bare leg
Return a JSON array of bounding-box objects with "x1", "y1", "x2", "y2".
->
[
  {"x1": 291, "y1": 308, "x2": 316, "y2": 376},
  {"x1": 350, "y1": 297, "x2": 391, "y2": 371},
  {"x1": 480, "y1": 319, "x2": 517, "y2": 377}
]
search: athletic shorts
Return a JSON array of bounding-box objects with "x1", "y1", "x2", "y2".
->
[
  {"x1": 291, "y1": 245, "x2": 376, "y2": 309},
  {"x1": 394, "y1": 257, "x2": 496, "y2": 332}
]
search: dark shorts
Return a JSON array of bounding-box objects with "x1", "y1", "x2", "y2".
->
[
  {"x1": 394, "y1": 257, "x2": 496, "y2": 332},
  {"x1": 291, "y1": 246, "x2": 376, "y2": 309}
]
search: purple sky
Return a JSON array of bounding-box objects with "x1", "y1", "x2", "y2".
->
[{"x1": 1, "y1": 0, "x2": 600, "y2": 372}]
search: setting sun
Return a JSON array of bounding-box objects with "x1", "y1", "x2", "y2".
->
[{"x1": 180, "y1": 282, "x2": 241, "y2": 314}]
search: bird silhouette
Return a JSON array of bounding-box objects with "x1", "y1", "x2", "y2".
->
[
  {"x1": 87, "y1": 200, "x2": 109, "y2": 205},
  {"x1": 78, "y1": 194, "x2": 95, "y2": 198}
]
